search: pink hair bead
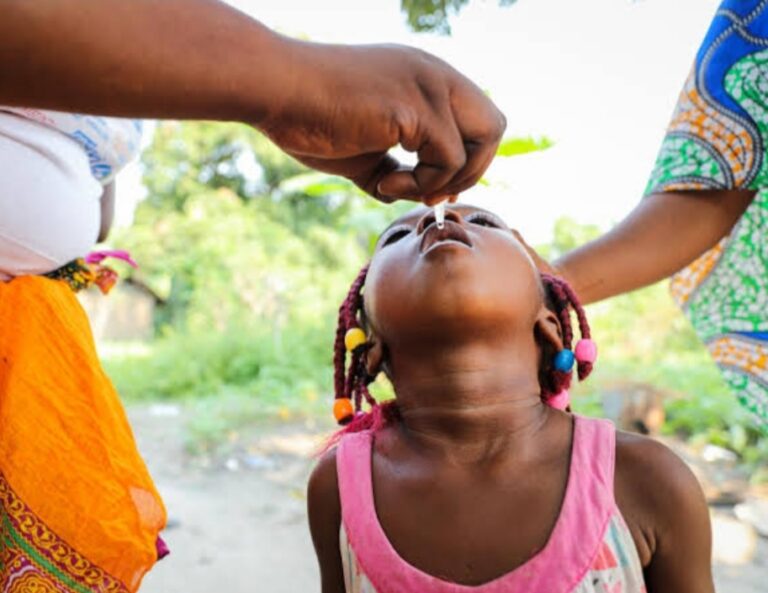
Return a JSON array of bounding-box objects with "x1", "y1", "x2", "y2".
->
[
  {"x1": 575, "y1": 339, "x2": 598, "y2": 364},
  {"x1": 547, "y1": 389, "x2": 570, "y2": 411}
]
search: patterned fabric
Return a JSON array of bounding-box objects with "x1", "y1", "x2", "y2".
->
[
  {"x1": 44, "y1": 251, "x2": 138, "y2": 295},
  {"x1": 0, "y1": 276, "x2": 166, "y2": 592},
  {"x1": 0, "y1": 108, "x2": 142, "y2": 184},
  {"x1": 1, "y1": 474, "x2": 130, "y2": 593},
  {"x1": 646, "y1": 0, "x2": 768, "y2": 429},
  {"x1": 340, "y1": 515, "x2": 646, "y2": 593},
  {"x1": 335, "y1": 417, "x2": 646, "y2": 593}
]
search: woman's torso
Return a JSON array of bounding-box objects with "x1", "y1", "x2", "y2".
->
[
  {"x1": 0, "y1": 109, "x2": 142, "y2": 279},
  {"x1": 335, "y1": 415, "x2": 646, "y2": 593}
]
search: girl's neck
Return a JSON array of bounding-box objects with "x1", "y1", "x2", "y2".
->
[{"x1": 387, "y1": 337, "x2": 554, "y2": 464}]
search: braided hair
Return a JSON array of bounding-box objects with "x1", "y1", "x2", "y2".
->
[
  {"x1": 330, "y1": 266, "x2": 594, "y2": 437},
  {"x1": 539, "y1": 273, "x2": 594, "y2": 399}
]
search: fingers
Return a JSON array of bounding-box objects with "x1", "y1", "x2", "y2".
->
[
  {"x1": 378, "y1": 80, "x2": 505, "y2": 203},
  {"x1": 377, "y1": 111, "x2": 466, "y2": 200},
  {"x1": 427, "y1": 139, "x2": 498, "y2": 200},
  {"x1": 295, "y1": 152, "x2": 420, "y2": 204},
  {"x1": 421, "y1": 193, "x2": 457, "y2": 207},
  {"x1": 293, "y1": 51, "x2": 506, "y2": 205},
  {"x1": 431, "y1": 82, "x2": 506, "y2": 199}
]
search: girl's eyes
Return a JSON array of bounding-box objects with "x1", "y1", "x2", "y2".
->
[
  {"x1": 466, "y1": 213, "x2": 504, "y2": 228},
  {"x1": 381, "y1": 228, "x2": 411, "y2": 247},
  {"x1": 379, "y1": 212, "x2": 503, "y2": 247}
]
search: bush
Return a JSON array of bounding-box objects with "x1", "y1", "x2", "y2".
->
[{"x1": 104, "y1": 322, "x2": 334, "y2": 405}]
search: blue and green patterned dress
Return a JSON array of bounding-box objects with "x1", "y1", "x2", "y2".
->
[{"x1": 646, "y1": 0, "x2": 768, "y2": 429}]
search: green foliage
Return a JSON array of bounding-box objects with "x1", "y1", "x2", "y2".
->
[
  {"x1": 116, "y1": 122, "x2": 406, "y2": 331},
  {"x1": 496, "y1": 136, "x2": 553, "y2": 158},
  {"x1": 104, "y1": 324, "x2": 330, "y2": 401},
  {"x1": 110, "y1": 122, "x2": 765, "y2": 467},
  {"x1": 401, "y1": 0, "x2": 517, "y2": 34},
  {"x1": 535, "y1": 216, "x2": 601, "y2": 260},
  {"x1": 108, "y1": 121, "x2": 421, "y2": 436}
]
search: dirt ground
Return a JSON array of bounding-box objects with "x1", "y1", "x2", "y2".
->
[{"x1": 128, "y1": 404, "x2": 768, "y2": 593}]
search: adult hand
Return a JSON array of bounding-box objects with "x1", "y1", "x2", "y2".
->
[{"x1": 259, "y1": 43, "x2": 506, "y2": 204}]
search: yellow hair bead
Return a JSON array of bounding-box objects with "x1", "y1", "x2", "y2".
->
[
  {"x1": 344, "y1": 328, "x2": 367, "y2": 352},
  {"x1": 333, "y1": 398, "x2": 354, "y2": 424}
]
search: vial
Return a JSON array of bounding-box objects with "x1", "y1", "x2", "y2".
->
[{"x1": 434, "y1": 201, "x2": 446, "y2": 229}]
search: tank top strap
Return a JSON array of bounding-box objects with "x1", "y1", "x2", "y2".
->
[
  {"x1": 569, "y1": 414, "x2": 617, "y2": 509},
  {"x1": 336, "y1": 430, "x2": 383, "y2": 566}
]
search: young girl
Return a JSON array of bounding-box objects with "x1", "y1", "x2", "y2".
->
[{"x1": 308, "y1": 205, "x2": 714, "y2": 593}]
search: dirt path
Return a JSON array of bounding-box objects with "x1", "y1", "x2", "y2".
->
[{"x1": 128, "y1": 404, "x2": 767, "y2": 593}]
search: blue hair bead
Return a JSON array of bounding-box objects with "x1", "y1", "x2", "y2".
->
[{"x1": 554, "y1": 349, "x2": 575, "y2": 372}]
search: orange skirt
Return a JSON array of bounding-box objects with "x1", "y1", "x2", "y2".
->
[{"x1": 0, "y1": 276, "x2": 166, "y2": 592}]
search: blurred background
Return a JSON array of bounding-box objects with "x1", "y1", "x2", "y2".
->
[{"x1": 86, "y1": 0, "x2": 766, "y2": 590}]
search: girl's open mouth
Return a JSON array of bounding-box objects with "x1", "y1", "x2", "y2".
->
[{"x1": 419, "y1": 221, "x2": 473, "y2": 253}]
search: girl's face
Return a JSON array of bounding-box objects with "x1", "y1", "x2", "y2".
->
[{"x1": 364, "y1": 205, "x2": 545, "y2": 347}]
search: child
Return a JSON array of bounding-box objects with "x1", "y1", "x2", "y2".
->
[{"x1": 308, "y1": 205, "x2": 714, "y2": 593}]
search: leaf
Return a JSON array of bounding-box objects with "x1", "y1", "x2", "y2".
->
[
  {"x1": 496, "y1": 135, "x2": 554, "y2": 158},
  {"x1": 401, "y1": 0, "x2": 518, "y2": 34}
]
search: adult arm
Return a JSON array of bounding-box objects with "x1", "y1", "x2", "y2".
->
[
  {"x1": 522, "y1": 189, "x2": 755, "y2": 304},
  {"x1": 1, "y1": 0, "x2": 505, "y2": 202},
  {"x1": 307, "y1": 449, "x2": 346, "y2": 593}
]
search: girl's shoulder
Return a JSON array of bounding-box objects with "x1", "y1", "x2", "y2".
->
[
  {"x1": 614, "y1": 430, "x2": 702, "y2": 506},
  {"x1": 613, "y1": 430, "x2": 710, "y2": 565},
  {"x1": 307, "y1": 447, "x2": 347, "y2": 589},
  {"x1": 307, "y1": 440, "x2": 349, "y2": 520},
  {"x1": 307, "y1": 427, "x2": 375, "y2": 523}
]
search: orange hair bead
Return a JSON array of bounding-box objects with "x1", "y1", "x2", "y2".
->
[{"x1": 333, "y1": 398, "x2": 354, "y2": 424}]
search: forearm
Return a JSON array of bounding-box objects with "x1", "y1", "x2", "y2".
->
[
  {"x1": 0, "y1": 0, "x2": 302, "y2": 125},
  {"x1": 555, "y1": 190, "x2": 755, "y2": 304}
]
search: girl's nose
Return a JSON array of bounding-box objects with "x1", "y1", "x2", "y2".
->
[{"x1": 416, "y1": 208, "x2": 463, "y2": 234}]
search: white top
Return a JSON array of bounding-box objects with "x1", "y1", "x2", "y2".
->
[
  {"x1": 0, "y1": 110, "x2": 142, "y2": 280},
  {"x1": 1, "y1": 107, "x2": 142, "y2": 184}
]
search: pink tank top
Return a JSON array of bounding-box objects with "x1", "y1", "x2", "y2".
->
[{"x1": 336, "y1": 415, "x2": 646, "y2": 593}]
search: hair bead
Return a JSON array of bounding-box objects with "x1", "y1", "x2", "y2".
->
[
  {"x1": 344, "y1": 328, "x2": 367, "y2": 352},
  {"x1": 547, "y1": 389, "x2": 570, "y2": 410},
  {"x1": 575, "y1": 338, "x2": 598, "y2": 364},
  {"x1": 333, "y1": 398, "x2": 355, "y2": 424},
  {"x1": 553, "y1": 349, "x2": 575, "y2": 372}
]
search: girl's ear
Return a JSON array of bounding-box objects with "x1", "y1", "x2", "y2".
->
[
  {"x1": 535, "y1": 306, "x2": 564, "y2": 395},
  {"x1": 364, "y1": 334, "x2": 385, "y2": 378},
  {"x1": 535, "y1": 306, "x2": 564, "y2": 354}
]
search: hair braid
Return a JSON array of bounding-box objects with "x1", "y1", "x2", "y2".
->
[
  {"x1": 558, "y1": 280, "x2": 594, "y2": 380},
  {"x1": 333, "y1": 264, "x2": 381, "y2": 423},
  {"x1": 540, "y1": 273, "x2": 595, "y2": 398}
]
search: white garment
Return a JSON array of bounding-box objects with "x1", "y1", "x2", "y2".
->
[
  {"x1": 0, "y1": 113, "x2": 103, "y2": 279},
  {"x1": 1, "y1": 107, "x2": 142, "y2": 184}
]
